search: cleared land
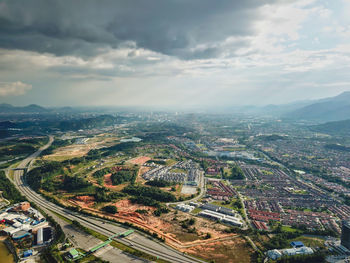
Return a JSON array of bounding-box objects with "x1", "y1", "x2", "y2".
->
[
  {"x1": 127, "y1": 156, "x2": 151, "y2": 165},
  {"x1": 184, "y1": 237, "x2": 253, "y2": 263}
]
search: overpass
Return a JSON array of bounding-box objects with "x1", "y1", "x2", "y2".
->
[{"x1": 6, "y1": 135, "x2": 206, "y2": 263}]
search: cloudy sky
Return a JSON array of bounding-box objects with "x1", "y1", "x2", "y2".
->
[{"x1": 0, "y1": 0, "x2": 349, "y2": 108}]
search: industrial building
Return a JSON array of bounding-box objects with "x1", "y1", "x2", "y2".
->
[
  {"x1": 267, "y1": 249, "x2": 282, "y2": 260},
  {"x1": 267, "y1": 245, "x2": 314, "y2": 260},
  {"x1": 198, "y1": 209, "x2": 243, "y2": 227},
  {"x1": 12, "y1": 230, "x2": 31, "y2": 241},
  {"x1": 23, "y1": 249, "x2": 33, "y2": 258},
  {"x1": 221, "y1": 215, "x2": 243, "y2": 227},
  {"x1": 175, "y1": 204, "x2": 195, "y2": 213},
  {"x1": 291, "y1": 241, "x2": 305, "y2": 248},
  {"x1": 342, "y1": 221, "x2": 350, "y2": 250},
  {"x1": 283, "y1": 247, "x2": 314, "y2": 256},
  {"x1": 200, "y1": 203, "x2": 237, "y2": 217},
  {"x1": 68, "y1": 248, "x2": 80, "y2": 259},
  {"x1": 199, "y1": 210, "x2": 225, "y2": 221},
  {"x1": 0, "y1": 202, "x2": 50, "y2": 246},
  {"x1": 37, "y1": 227, "x2": 43, "y2": 245}
]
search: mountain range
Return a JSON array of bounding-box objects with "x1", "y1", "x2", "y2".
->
[
  {"x1": 0, "y1": 103, "x2": 49, "y2": 113},
  {"x1": 282, "y1": 91, "x2": 350, "y2": 122},
  {"x1": 1, "y1": 91, "x2": 350, "y2": 123},
  {"x1": 0, "y1": 103, "x2": 76, "y2": 114},
  {"x1": 310, "y1": 119, "x2": 350, "y2": 135}
]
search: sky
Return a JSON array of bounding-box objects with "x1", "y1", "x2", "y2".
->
[{"x1": 0, "y1": 0, "x2": 350, "y2": 108}]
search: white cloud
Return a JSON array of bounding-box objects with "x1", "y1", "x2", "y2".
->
[
  {"x1": 0, "y1": 1, "x2": 349, "y2": 106},
  {"x1": 0, "y1": 81, "x2": 32, "y2": 96}
]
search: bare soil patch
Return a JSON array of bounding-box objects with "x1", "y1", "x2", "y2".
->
[
  {"x1": 161, "y1": 210, "x2": 231, "y2": 242},
  {"x1": 136, "y1": 167, "x2": 150, "y2": 184},
  {"x1": 102, "y1": 174, "x2": 128, "y2": 191},
  {"x1": 184, "y1": 237, "x2": 253, "y2": 263},
  {"x1": 68, "y1": 195, "x2": 95, "y2": 208},
  {"x1": 127, "y1": 156, "x2": 151, "y2": 165}
]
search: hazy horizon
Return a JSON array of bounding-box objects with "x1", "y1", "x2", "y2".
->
[
  {"x1": 1, "y1": 0, "x2": 350, "y2": 107},
  {"x1": 1, "y1": 90, "x2": 350, "y2": 111}
]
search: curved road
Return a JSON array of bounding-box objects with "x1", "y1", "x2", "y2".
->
[
  {"x1": 8, "y1": 136, "x2": 205, "y2": 263},
  {"x1": 167, "y1": 172, "x2": 206, "y2": 206}
]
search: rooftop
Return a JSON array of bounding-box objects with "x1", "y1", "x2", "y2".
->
[
  {"x1": 291, "y1": 241, "x2": 304, "y2": 248},
  {"x1": 69, "y1": 248, "x2": 79, "y2": 257}
]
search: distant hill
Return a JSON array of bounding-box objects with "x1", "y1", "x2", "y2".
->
[
  {"x1": 0, "y1": 103, "x2": 49, "y2": 113},
  {"x1": 259, "y1": 101, "x2": 313, "y2": 116},
  {"x1": 58, "y1": 115, "x2": 121, "y2": 131},
  {"x1": 283, "y1": 91, "x2": 350, "y2": 122},
  {"x1": 324, "y1": 143, "x2": 350, "y2": 152},
  {"x1": 310, "y1": 119, "x2": 350, "y2": 135},
  {"x1": 0, "y1": 114, "x2": 125, "y2": 138},
  {"x1": 0, "y1": 103, "x2": 80, "y2": 114}
]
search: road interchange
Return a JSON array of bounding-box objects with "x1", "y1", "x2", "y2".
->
[{"x1": 7, "y1": 136, "x2": 205, "y2": 263}]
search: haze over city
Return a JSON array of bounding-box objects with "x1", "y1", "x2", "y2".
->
[
  {"x1": 3, "y1": 1, "x2": 350, "y2": 263},
  {"x1": 0, "y1": 0, "x2": 350, "y2": 108}
]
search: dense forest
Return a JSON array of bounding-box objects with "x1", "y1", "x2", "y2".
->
[
  {"x1": 310, "y1": 118, "x2": 350, "y2": 135},
  {"x1": 92, "y1": 166, "x2": 137, "y2": 185},
  {"x1": 26, "y1": 161, "x2": 64, "y2": 191},
  {"x1": 58, "y1": 115, "x2": 123, "y2": 131},
  {"x1": 0, "y1": 171, "x2": 26, "y2": 203},
  {"x1": 0, "y1": 137, "x2": 48, "y2": 161},
  {"x1": 0, "y1": 114, "x2": 130, "y2": 138},
  {"x1": 94, "y1": 187, "x2": 126, "y2": 202},
  {"x1": 26, "y1": 161, "x2": 92, "y2": 192},
  {"x1": 145, "y1": 179, "x2": 175, "y2": 187},
  {"x1": 123, "y1": 185, "x2": 176, "y2": 206},
  {"x1": 88, "y1": 142, "x2": 138, "y2": 158},
  {"x1": 111, "y1": 170, "x2": 137, "y2": 185}
]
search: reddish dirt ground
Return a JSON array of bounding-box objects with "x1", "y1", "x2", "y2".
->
[
  {"x1": 69, "y1": 195, "x2": 95, "y2": 208},
  {"x1": 103, "y1": 174, "x2": 128, "y2": 190},
  {"x1": 136, "y1": 167, "x2": 150, "y2": 184},
  {"x1": 128, "y1": 156, "x2": 151, "y2": 165},
  {"x1": 104, "y1": 173, "x2": 113, "y2": 187},
  {"x1": 114, "y1": 199, "x2": 155, "y2": 214},
  {"x1": 76, "y1": 195, "x2": 95, "y2": 202},
  {"x1": 183, "y1": 238, "x2": 253, "y2": 263},
  {"x1": 72, "y1": 200, "x2": 238, "y2": 252}
]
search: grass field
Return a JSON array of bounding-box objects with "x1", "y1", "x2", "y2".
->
[
  {"x1": 186, "y1": 236, "x2": 253, "y2": 263},
  {"x1": 170, "y1": 168, "x2": 187, "y2": 173},
  {"x1": 212, "y1": 201, "x2": 234, "y2": 209},
  {"x1": 191, "y1": 207, "x2": 203, "y2": 214},
  {"x1": 205, "y1": 174, "x2": 221, "y2": 179},
  {"x1": 281, "y1": 226, "x2": 299, "y2": 233},
  {"x1": 166, "y1": 159, "x2": 177, "y2": 166},
  {"x1": 288, "y1": 235, "x2": 325, "y2": 248}
]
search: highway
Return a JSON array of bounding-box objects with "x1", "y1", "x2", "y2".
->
[{"x1": 8, "y1": 136, "x2": 205, "y2": 263}]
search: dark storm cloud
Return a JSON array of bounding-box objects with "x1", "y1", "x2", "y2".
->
[{"x1": 0, "y1": 0, "x2": 279, "y2": 59}]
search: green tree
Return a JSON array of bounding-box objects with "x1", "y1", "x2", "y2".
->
[{"x1": 102, "y1": 205, "x2": 118, "y2": 214}]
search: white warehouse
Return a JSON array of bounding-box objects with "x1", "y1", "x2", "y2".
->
[
  {"x1": 175, "y1": 204, "x2": 195, "y2": 213},
  {"x1": 199, "y1": 210, "x2": 243, "y2": 227}
]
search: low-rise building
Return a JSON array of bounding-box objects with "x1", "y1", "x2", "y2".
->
[
  {"x1": 175, "y1": 204, "x2": 195, "y2": 213},
  {"x1": 267, "y1": 246, "x2": 314, "y2": 260}
]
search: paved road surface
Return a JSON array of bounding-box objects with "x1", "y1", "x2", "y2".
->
[
  {"x1": 168, "y1": 171, "x2": 206, "y2": 205},
  {"x1": 49, "y1": 207, "x2": 146, "y2": 263}
]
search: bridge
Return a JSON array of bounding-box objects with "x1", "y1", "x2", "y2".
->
[{"x1": 69, "y1": 230, "x2": 135, "y2": 260}]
